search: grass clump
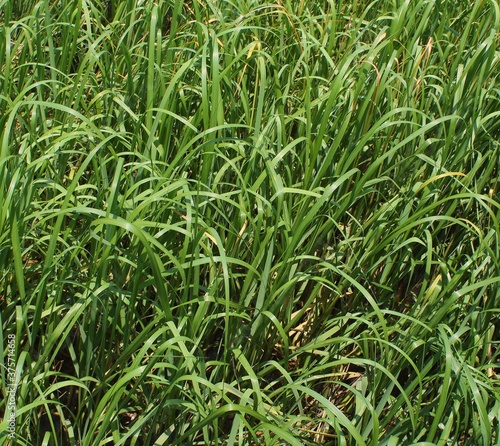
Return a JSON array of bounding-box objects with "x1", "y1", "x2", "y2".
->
[{"x1": 1, "y1": 0, "x2": 500, "y2": 444}]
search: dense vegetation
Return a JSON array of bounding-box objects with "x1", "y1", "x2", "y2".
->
[{"x1": 1, "y1": 0, "x2": 500, "y2": 444}]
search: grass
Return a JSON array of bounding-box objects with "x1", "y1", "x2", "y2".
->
[{"x1": 1, "y1": 0, "x2": 500, "y2": 444}]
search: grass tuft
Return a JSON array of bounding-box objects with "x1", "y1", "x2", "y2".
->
[{"x1": 1, "y1": 0, "x2": 500, "y2": 444}]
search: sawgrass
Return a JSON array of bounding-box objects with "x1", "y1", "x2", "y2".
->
[{"x1": 1, "y1": 0, "x2": 500, "y2": 444}]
